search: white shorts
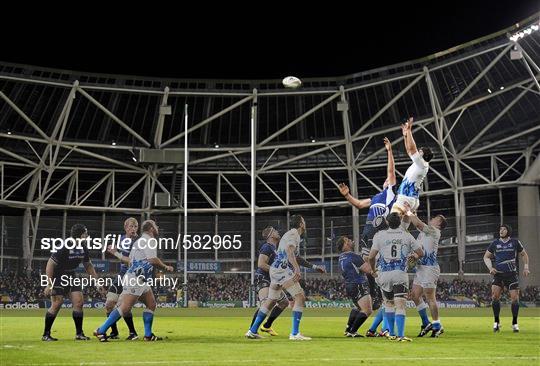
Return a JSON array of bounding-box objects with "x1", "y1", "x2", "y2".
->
[
  {"x1": 392, "y1": 194, "x2": 420, "y2": 214},
  {"x1": 378, "y1": 270, "x2": 409, "y2": 293},
  {"x1": 121, "y1": 273, "x2": 152, "y2": 297},
  {"x1": 269, "y1": 266, "x2": 294, "y2": 286},
  {"x1": 413, "y1": 265, "x2": 440, "y2": 289}
]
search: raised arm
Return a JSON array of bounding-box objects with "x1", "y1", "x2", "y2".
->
[
  {"x1": 384, "y1": 137, "x2": 396, "y2": 186},
  {"x1": 401, "y1": 117, "x2": 418, "y2": 156},
  {"x1": 338, "y1": 183, "x2": 371, "y2": 209}
]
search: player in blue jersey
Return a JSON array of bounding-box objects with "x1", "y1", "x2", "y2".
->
[
  {"x1": 339, "y1": 137, "x2": 396, "y2": 336},
  {"x1": 337, "y1": 236, "x2": 376, "y2": 337},
  {"x1": 402, "y1": 203, "x2": 447, "y2": 337},
  {"x1": 391, "y1": 117, "x2": 433, "y2": 215},
  {"x1": 104, "y1": 217, "x2": 139, "y2": 340},
  {"x1": 249, "y1": 226, "x2": 289, "y2": 336},
  {"x1": 483, "y1": 224, "x2": 530, "y2": 333},
  {"x1": 42, "y1": 224, "x2": 105, "y2": 341},
  {"x1": 368, "y1": 213, "x2": 424, "y2": 342},
  {"x1": 95, "y1": 220, "x2": 174, "y2": 342}
]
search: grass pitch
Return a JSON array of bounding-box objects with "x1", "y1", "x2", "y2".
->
[{"x1": 1, "y1": 308, "x2": 539, "y2": 365}]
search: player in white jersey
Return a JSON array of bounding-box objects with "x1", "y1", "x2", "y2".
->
[
  {"x1": 246, "y1": 215, "x2": 312, "y2": 340},
  {"x1": 391, "y1": 117, "x2": 433, "y2": 215},
  {"x1": 368, "y1": 212, "x2": 423, "y2": 342},
  {"x1": 94, "y1": 220, "x2": 174, "y2": 342},
  {"x1": 402, "y1": 202, "x2": 447, "y2": 337}
]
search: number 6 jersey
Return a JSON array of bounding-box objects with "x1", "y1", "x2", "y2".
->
[{"x1": 372, "y1": 227, "x2": 420, "y2": 272}]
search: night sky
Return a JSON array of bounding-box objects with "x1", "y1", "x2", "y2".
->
[{"x1": 2, "y1": 1, "x2": 539, "y2": 80}]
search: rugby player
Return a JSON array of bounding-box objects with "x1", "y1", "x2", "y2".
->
[
  {"x1": 246, "y1": 215, "x2": 313, "y2": 340},
  {"x1": 368, "y1": 212, "x2": 424, "y2": 342},
  {"x1": 42, "y1": 224, "x2": 105, "y2": 341},
  {"x1": 483, "y1": 224, "x2": 530, "y2": 332},
  {"x1": 104, "y1": 217, "x2": 139, "y2": 340},
  {"x1": 403, "y1": 203, "x2": 447, "y2": 337},
  {"x1": 94, "y1": 220, "x2": 174, "y2": 342},
  {"x1": 337, "y1": 236, "x2": 375, "y2": 337},
  {"x1": 391, "y1": 117, "x2": 433, "y2": 215}
]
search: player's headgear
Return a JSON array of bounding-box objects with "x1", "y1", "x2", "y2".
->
[{"x1": 262, "y1": 226, "x2": 276, "y2": 240}]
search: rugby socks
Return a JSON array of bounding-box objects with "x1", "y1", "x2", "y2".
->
[
  {"x1": 369, "y1": 307, "x2": 384, "y2": 333},
  {"x1": 43, "y1": 311, "x2": 57, "y2": 335},
  {"x1": 382, "y1": 309, "x2": 389, "y2": 332},
  {"x1": 250, "y1": 309, "x2": 259, "y2": 327},
  {"x1": 107, "y1": 311, "x2": 119, "y2": 335},
  {"x1": 291, "y1": 306, "x2": 303, "y2": 336},
  {"x1": 492, "y1": 299, "x2": 501, "y2": 323},
  {"x1": 249, "y1": 307, "x2": 268, "y2": 333},
  {"x1": 142, "y1": 309, "x2": 154, "y2": 337},
  {"x1": 124, "y1": 311, "x2": 137, "y2": 334},
  {"x1": 72, "y1": 311, "x2": 84, "y2": 335},
  {"x1": 350, "y1": 311, "x2": 368, "y2": 333},
  {"x1": 511, "y1": 301, "x2": 519, "y2": 325},
  {"x1": 346, "y1": 308, "x2": 360, "y2": 333},
  {"x1": 416, "y1": 301, "x2": 430, "y2": 327},
  {"x1": 384, "y1": 308, "x2": 396, "y2": 336},
  {"x1": 395, "y1": 309, "x2": 406, "y2": 338},
  {"x1": 98, "y1": 308, "x2": 122, "y2": 335},
  {"x1": 432, "y1": 319, "x2": 441, "y2": 330},
  {"x1": 263, "y1": 305, "x2": 285, "y2": 328}
]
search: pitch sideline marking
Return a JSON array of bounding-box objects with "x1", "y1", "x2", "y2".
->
[{"x1": 13, "y1": 356, "x2": 540, "y2": 365}]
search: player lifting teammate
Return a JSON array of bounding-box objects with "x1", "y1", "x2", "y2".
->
[{"x1": 368, "y1": 213, "x2": 424, "y2": 342}]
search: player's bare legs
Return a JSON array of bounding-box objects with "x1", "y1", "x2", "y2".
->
[
  {"x1": 246, "y1": 285, "x2": 279, "y2": 338},
  {"x1": 509, "y1": 288, "x2": 520, "y2": 332},
  {"x1": 42, "y1": 295, "x2": 63, "y2": 341},
  {"x1": 411, "y1": 284, "x2": 431, "y2": 334},
  {"x1": 139, "y1": 290, "x2": 161, "y2": 340},
  {"x1": 491, "y1": 284, "x2": 502, "y2": 332},
  {"x1": 70, "y1": 291, "x2": 88, "y2": 339},
  {"x1": 347, "y1": 295, "x2": 373, "y2": 336},
  {"x1": 283, "y1": 278, "x2": 309, "y2": 340}
]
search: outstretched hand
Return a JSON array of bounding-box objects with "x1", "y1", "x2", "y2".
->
[
  {"x1": 338, "y1": 183, "x2": 350, "y2": 197},
  {"x1": 383, "y1": 137, "x2": 392, "y2": 151}
]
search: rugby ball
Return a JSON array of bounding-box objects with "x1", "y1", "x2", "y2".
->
[{"x1": 282, "y1": 76, "x2": 302, "y2": 89}]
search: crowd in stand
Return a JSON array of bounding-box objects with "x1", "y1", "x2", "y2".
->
[{"x1": 1, "y1": 270, "x2": 539, "y2": 304}]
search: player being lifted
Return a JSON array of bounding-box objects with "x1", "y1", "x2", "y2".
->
[
  {"x1": 339, "y1": 137, "x2": 396, "y2": 337},
  {"x1": 483, "y1": 224, "x2": 530, "y2": 333},
  {"x1": 42, "y1": 224, "x2": 105, "y2": 341},
  {"x1": 402, "y1": 202, "x2": 447, "y2": 337},
  {"x1": 337, "y1": 236, "x2": 375, "y2": 337},
  {"x1": 247, "y1": 215, "x2": 313, "y2": 340},
  {"x1": 368, "y1": 213, "x2": 423, "y2": 342},
  {"x1": 391, "y1": 117, "x2": 433, "y2": 215},
  {"x1": 103, "y1": 217, "x2": 139, "y2": 340},
  {"x1": 249, "y1": 226, "x2": 326, "y2": 336},
  {"x1": 95, "y1": 220, "x2": 174, "y2": 342}
]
